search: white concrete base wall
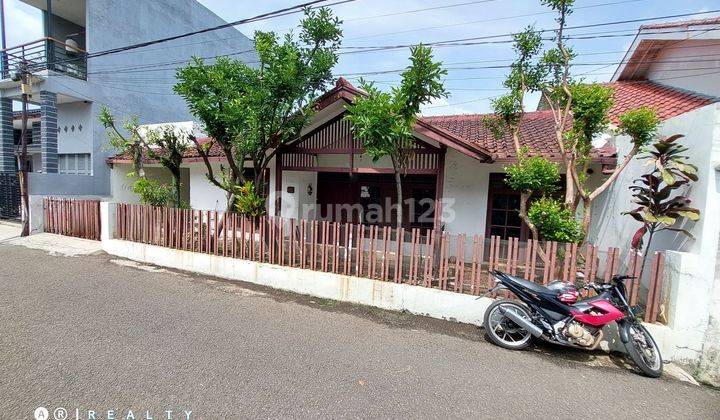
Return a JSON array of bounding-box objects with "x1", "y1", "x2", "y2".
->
[{"x1": 102, "y1": 237, "x2": 493, "y2": 326}]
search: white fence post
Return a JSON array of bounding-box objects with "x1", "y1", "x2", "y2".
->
[{"x1": 100, "y1": 201, "x2": 115, "y2": 243}]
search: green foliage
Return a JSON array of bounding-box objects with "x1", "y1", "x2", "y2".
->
[
  {"x1": 540, "y1": 0, "x2": 575, "y2": 15},
  {"x1": 623, "y1": 134, "x2": 700, "y2": 249},
  {"x1": 143, "y1": 125, "x2": 190, "y2": 207},
  {"x1": 505, "y1": 27, "x2": 546, "y2": 92},
  {"x1": 234, "y1": 181, "x2": 266, "y2": 217},
  {"x1": 481, "y1": 115, "x2": 508, "y2": 140},
  {"x1": 616, "y1": 106, "x2": 660, "y2": 148},
  {"x1": 528, "y1": 197, "x2": 582, "y2": 243},
  {"x1": 641, "y1": 134, "x2": 698, "y2": 186},
  {"x1": 101, "y1": 106, "x2": 189, "y2": 208},
  {"x1": 132, "y1": 178, "x2": 173, "y2": 207},
  {"x1": 568, "y1": 83, "x2": 613, "y2": 144},
  {"x1": 489, "y1": 93, "x2": 522, "y2": 131},
  {"x1": 174, "y1": 7, "x2": 343, "y2": 198},
  {"x1": 397, "y1": 44, "x2": 448, "y2": 118},
  {"x1": 486, "y1": 27, "x2": 550, "y2": 137},
  {"x1": 505, "y1": 151, "x2": 560, "y2": 193},
  {"x1": 345, "y1": 45, "x2": 447, "y2": 166},
  {"x1": 345, "y1": 82, "x2": 412, "y2": 162},
  {"x1": 99, "y1": 105, "x2": 144, "y2": 173}
]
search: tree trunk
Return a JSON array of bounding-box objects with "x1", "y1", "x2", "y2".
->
[
  {"x1": 394, "y1": 169, "x2": 403, "y2": 229},
  {"x1": 133, "y1": 140, "x2": 144, "y2": 178},
  {"x1": 581, "y1": 196, "x2": 593, "y2": 241},
  {"x1": 637, "y1": 226, "x2": 656, "y2": 283},
  {"x1": 171, "y1": 169, "x2": 182, "y2": 208},
  {"x1": 519, "y1": 191, "x2": 538, "y2": 240},
  {"x1": 565, "y1": 167, "x2": 576, "y2": 209}
]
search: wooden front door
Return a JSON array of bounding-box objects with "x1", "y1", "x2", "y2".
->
[{"x1": 316, "y1": 172, "x2": 435, "y2": 228}]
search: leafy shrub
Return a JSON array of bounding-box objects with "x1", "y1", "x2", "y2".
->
[
  {"x1": 132, "y1": 178, "x2": 173, "y2": 207},
  {"x1": 234, "y1": 181, "x2": 266, "y2": 217},
  {"x1": 528, "y1": 197, "x2": 582, "y2": 243},
  {"x1": 505, "y1": 151, "x2": 560, "y2": 193},
  {"x1": 617, "y1": 106, "x2": 660, "y2": 147}
]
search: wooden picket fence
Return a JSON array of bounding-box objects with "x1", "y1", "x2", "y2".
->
[
  {"x1": 113, "y1": 203, "x2": 666, "y2": 323},
  {"x1": 44, "y1": 197, "x2": 101, "y2": 241}
]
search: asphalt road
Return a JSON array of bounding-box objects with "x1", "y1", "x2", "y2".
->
[{"x1": 1, "y1": 243, "x2": 718, "y2": 419}]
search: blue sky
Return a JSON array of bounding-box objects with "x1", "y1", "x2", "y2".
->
[{"x1": 6, "y1": 0, "x2": 718, "y2": 115}]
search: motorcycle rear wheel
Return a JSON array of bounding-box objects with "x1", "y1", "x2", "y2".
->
[
  {"x1": 483, "y1": 299, "x2": 534, "y2": 350},
  {"x1": 621, "y1": 321, "x2": 663, "y2": 377}
]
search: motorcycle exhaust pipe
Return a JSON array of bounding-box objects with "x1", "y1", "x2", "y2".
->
[{"x1": 499, "y1": 307, "x2": 544, "y2": 337}]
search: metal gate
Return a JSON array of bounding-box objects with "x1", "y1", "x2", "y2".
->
[{"x1": 0, "y1": 173, "x2": 20, "y2": 219}]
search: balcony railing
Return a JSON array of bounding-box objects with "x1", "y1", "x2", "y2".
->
[{"x1": 1, "y1": 37, "x2": 87, "y2": 81}]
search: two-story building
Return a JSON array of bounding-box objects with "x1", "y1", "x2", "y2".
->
[{"x1": 0, "y1": 0, "x2": 256, "y2": 222}]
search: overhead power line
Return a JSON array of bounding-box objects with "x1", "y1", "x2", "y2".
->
[
  {"x1": 338, "y1": 9, "x2": 720, "y2": 53},
  {"x1": 347, "y1": 0, "x2": 645, "y2": 41},
  {"x1": 82, "y1": 25, "x2": 720, "y2": 79},
  {"x1": 345, "y1": 0, "x2": 497, "y2": 21}
]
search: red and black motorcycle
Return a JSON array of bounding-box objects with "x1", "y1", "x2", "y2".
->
[{"x1": 483, "y1": 270, "x2": 663, "y2": 377}]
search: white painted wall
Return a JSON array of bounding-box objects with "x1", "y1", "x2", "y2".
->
[
  {"x1": 644, "y1": 39, "x2": 720, "y2": 98},
  {"x1": 189, "y1": 162, "x2": 227, "y2": 211},
  {"x1": 187, "y1": 158, "x2": 278, "y2": 215},
  {"x1": 110, "y1": 163, "x2": 189, "y2": 205},
  {"x1": 279, "y1": 170, "x2": 317, "y2": 220},
  {"x1": 442, "y1": 150, "x2": 504, "y2": 236}
]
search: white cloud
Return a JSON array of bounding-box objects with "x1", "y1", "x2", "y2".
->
[
  {"x1": 5, "y1": 0, "x2": 43, "y2": 47},
  {"x1": 420, "y1": 97, "x2": 474, "y2": 116}
]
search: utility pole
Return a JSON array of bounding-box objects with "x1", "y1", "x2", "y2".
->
[{"x1": 18, "y1": 61, "x2": 30, "y2": 236}]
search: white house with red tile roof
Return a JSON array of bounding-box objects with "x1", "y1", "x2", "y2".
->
[
  {"x1": 586, "y1": 17, "x2": 720, "y2": 381},
  {"x1": 108, "y1": 77, "x2": 620, "y2": 239},
  {"x1": 108, "y1": 75, "x2": 709, "y2": 243}
]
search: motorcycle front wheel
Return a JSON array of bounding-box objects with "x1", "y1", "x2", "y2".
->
[
  {"x1": 483, "y1": 299, "x2": 534, "y2": 350},
  {"x1": 621, "y1": 321, "x2": 663, "y2": 377}
]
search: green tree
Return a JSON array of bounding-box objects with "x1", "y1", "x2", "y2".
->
[
  {"x1": 344, "y1": 45, "x2": 447, "y2": 228},
  {"x1": 99, "y1": 106, "x2": 145, "y2": 176},
  {"x1": 483, "y1": 27, "x2": 557, "y2": 239},
  {"x1": 143, "y1": 125, "x2": 190, "y2": 208},
  {"x1": 174, "y1": 7, "x2": 342, "y2": 212},
  {"x1": 487, "y1": 0, "x2": 662, "y2": 241},
  {"x1": 100, "y1": 107, "x2": 189, "y2": 207},
  {"x1": 575, "y1": 106, "x2": 660, "y2": 235},
  {"x1": 504, "y1": 150, "x2": 562, "y2": 239}
]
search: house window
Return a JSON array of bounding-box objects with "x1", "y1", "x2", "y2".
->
[
  {"x1": 488, "y1": 193, "x2": 523, "y2": 239},
  {"x1": 486, "y1": 173, "x2": 525, "y2": 240},
  {"x1": 59, "y1": 153, "x2": 91, "y2": 175}
]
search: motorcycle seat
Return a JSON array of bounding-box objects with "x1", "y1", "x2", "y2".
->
[{"x1": 502, "y1": 273, "x2": 551, "y2": 294}]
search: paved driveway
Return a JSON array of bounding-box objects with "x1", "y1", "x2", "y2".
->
[{"x1": 0, "y1": 244, "x2": 718, "y2": 419}]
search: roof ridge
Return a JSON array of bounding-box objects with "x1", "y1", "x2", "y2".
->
[
  {"x1": 610, "y1": 80, "x2": 720, "y2": 102},
  {"x1": 639, "y1": 16, "x2": 720, "y2": 30},
  {"x1": 422, "y1": 109, "x2": 555, "y2": 120}
]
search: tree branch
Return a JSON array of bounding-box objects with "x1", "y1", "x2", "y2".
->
[
  {"x1": 191, "y1": 136, "x2": 227, "y2": 191},
  {"x1": 588, "y1": 145, "x2": 638, "y2": 201}
]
